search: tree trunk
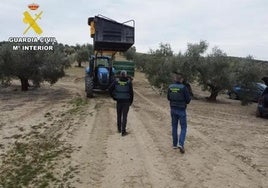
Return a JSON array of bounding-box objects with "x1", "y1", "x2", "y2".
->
[
  {"x1": 206, "y1": 83, "x2": 220, "y2": 101},
  {"x1": 20, "y1": 77, "x2": 29, "y2": 91},
  {"x1": 78, "y1": 61, "x2": 82, "y2": 67},
  {"x1": 208, "y1": 90, "x2": 218, "y2": 101}
]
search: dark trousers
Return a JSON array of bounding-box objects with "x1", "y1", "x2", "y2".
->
[{"x1": 116, "y1": 102, "x2": 130, "y2": 132}]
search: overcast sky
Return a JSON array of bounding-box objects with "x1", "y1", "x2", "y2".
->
[{"x1": 1, "y1": 0, "x2": 268, "y2": 60}]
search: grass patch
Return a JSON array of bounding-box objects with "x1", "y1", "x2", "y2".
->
[
  {"x1": 68, "y1": 97, "x2": 88, "y2": 114},
  {"x1": 69, "y1": 97, "x2": 87, "y2": 107},
  {"x1": 0, "y1": 133, "x2": 72, "y2": 187}
]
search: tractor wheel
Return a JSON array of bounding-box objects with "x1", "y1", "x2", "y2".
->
[{"x1": 85, "y1": 75, "x2": 94, "y2": 98}]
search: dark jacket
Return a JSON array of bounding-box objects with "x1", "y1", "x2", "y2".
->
[
  {"x1": 262, "y1": 87, "x2": 268, "y2": 96},
  {"x1": 167, "y1": 82, "x2": 191, "y2": 108},
  {"x1": 109, "y1": 77, "x2": 133, "y2": 105}
]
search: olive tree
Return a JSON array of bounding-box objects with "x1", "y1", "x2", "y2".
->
[
  {"x1": 181, "y1": 40, "x2": 208, "y2": 82},
  {"x1": 234, "y1": 56, "x2": 264, "y2": 105},
  {"x1": 0, "y1": 42, "x2": 70, "y2": 91},
  {"x1": 74, "y1": 44, "x2": 93, "y2": 67},
  {"x1": 144, "y1": 43, "x2": 174, "y2": 91},
  {"x1": 197, "y1": 47, "x2": 232, "y2": 101}
]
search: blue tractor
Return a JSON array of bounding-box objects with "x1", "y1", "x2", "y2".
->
[
  {"x1": 85, "y1": 55, "x2": 115, "y2": 97},
  {"x1": 85, "y1": 15, "x2": 135, "y2": 97}
]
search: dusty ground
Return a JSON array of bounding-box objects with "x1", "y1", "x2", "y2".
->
[{"x1": 0, "y1": 66, "x2": 267, "y2": 188}]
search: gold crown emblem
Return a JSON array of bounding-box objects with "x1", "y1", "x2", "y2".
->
[{"x1": 28, "y1": 3, "x2": 39, "y2": 10}]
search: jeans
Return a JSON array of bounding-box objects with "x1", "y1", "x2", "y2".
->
[
  {"x1": 116, "y1": 102, "x2": 130, "y2": 132},
  {"x1": 171, "y1": 107, "x2": 187, "y2": 147}
]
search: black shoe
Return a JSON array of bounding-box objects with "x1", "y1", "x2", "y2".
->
[
  {"x1": 178, "y1": 145, "x2": 185, "y2": 154},
  {"x1": 121, "y1": 131, "x2": 128, "y2": 136}
]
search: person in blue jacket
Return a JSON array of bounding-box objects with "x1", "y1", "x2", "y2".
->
[
  {"x1": 167, "y1": 72, "x2": 191, "y2": 153},
  {"x1": 109, "y1": 70, "x2": 133, "y2": 136}
]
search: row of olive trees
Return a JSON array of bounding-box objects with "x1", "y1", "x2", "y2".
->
[
  {"x1": 58, "y1": 43, "x2": 94, "y2": 67},
  {"x1": 131, "y1": 41, "x2": 268, "y2": 102},
  {"x1": 74, "y1": 44, "x2": 93, "y2": 67},
  {"x1": 0, "y1": 42, "x2": 71, "y2": 91}
]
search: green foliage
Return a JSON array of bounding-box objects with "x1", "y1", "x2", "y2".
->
[
  {"x1": 133, "y1": 41, "x2": 268, "y2": 103},
  {"x1": 0, "y1": 135, "x2": 68, "y2": 187},
  {"x1": 68, "y1": 97, "x2": 88, "y2": 114},
  {"x1": 74, "y1": 44, "x2": 93, "y2": 67},
  {"x1": 0, "y1": 57, "x2": 10, "y2": 87},
  {"x1": 151, "y1": 43, "x2": 173, "y2": 57},
  {"x1": 235, "y1": 56, "x2": 262, "y2": 84},
  {"x1": 0, "y1": 77, "x2": 11, "y2": 87},
  {"x1": 41, "y1": 48, "x2": 69, "y2": 85},
  {"x1": 134, "y1": 53, "x2": 150, "y2": 71},
  {"x1": 178, "y1": 41, "x2": 208, "y2": 82},
  {"x1": 144, "y1": 43, "x2": 174, "y2": 90},
  {"x1": 135, "y1": 41, "x2": 208, "y2": 93},
  {"x1": 124, "y1": 46, "x2": 136, "y2": 60},
  {"x1": 0, "y1": 42, "x2": 70, "y2": 91},
  {"x1": 197, "y1": 47, "x2": 232, "y2": 101},
  {"x1": 233, "y1": 56, "x2": 264, "y2": 105},
  {"x1": 69, "y1": 97, "x2": 88, "y2": 107},
  {"x1": 64, "y1": 45, "x2": 76, "y2": 55}
]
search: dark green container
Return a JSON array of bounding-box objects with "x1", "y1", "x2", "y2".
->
[{"x1": 113, "y1": 61, "x2": 135, "y2": 77}]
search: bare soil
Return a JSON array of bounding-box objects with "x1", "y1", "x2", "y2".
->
[{"x1": 0, "y1": 67, "x2": 267, "y2": 188}]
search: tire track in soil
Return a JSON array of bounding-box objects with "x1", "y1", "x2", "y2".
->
[
  {"x1": 101, "y1": 106, "x2": 182, "y2": 188},
  {"x1": 69, "y1": 98, "x2": 113, "y2": 187},
  {"x1": 101, "y1": 107, "x2": 153, "y2": 188},
  {"x1": 134, "y1": 89, "x2": 268, "y2": 188}
]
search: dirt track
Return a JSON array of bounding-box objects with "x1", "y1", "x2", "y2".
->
[{"x1": 0, "y1": 67, "x2": 267, "y2": 187}]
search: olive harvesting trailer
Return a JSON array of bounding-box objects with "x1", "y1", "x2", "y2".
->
[{"x1": 85, "y1": 15, "x2": 135, "y2": 97}]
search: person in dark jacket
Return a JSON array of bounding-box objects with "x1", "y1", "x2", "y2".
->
[
  {"x1": 109, "y1": 70, "x2": 133, "y2": 136},
  {"x1": 167, "y1": 72, "x2": 191, "y2": 153}
]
